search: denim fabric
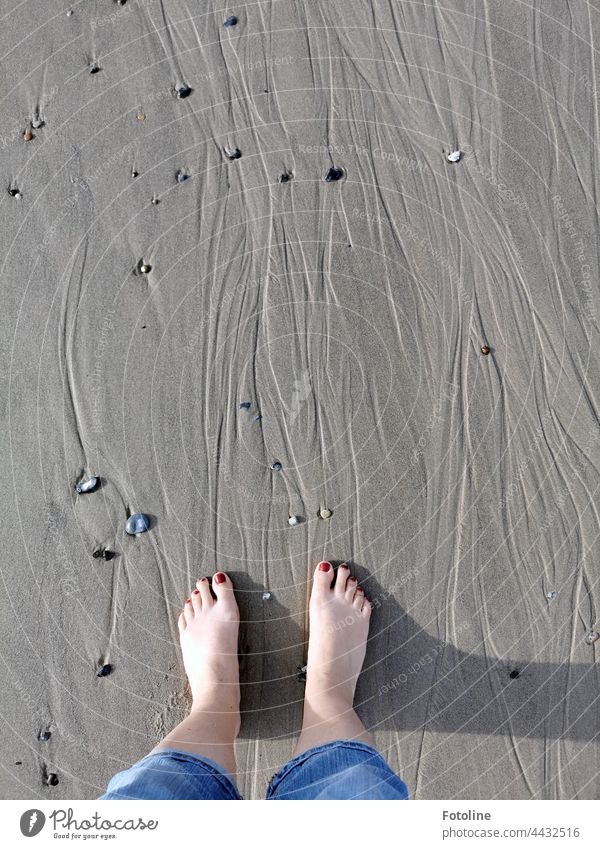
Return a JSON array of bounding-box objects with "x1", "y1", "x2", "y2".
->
[
  {"x1": 266, "y1": 740, "x2": 409, "y2": 800},
  {"x1": 99, "y1": 749, "x2": 241, "y2": 800},
  {"x1": 99, "y1": 740, "x2": 408, "y2": 800}
]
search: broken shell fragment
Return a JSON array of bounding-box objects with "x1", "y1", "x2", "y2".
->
[
  {"x1": 31, "y1": 116, "x2": 44, "y2": 129},
  {"x1": 325, "y1": 167, "x2": 344, "y2": 182},
  {"x1": 447, "y1": 150, "x2": 462, "y2": 163},
  {"x1": 131, "y1": 168, "x2": 139, "y2": 178},
  {"x1": 262, "y1": 591, "x2": 271, "y2": 601},
  {"x1": 138, "y1": 261, "x2": 152, "y2": 274},
  {"x1": 546, "y1": 590, "x2": 557, "y2": 600},
  {"x1": 224, "y1": 15, "x2": 238, "y2": 27},
  {"x1": 76, "y1": 476, "x2": 100, "y2": 494},
  {"x1": 585, "y1": 630, "x2": 599, "y2": 645},
  {"x1": 225, "y1": 147, "x2": 242, "y2": 160},
  {"x1": 125, "y1": 513, "x2": 150, "y2": 535},
  {"x1": 270, "y1": 461, "x2": 282, "y2": 471},
  {"x1": 8, "y1": 188, "x2": 22, "y2": 199},
  {"x1": 318, "y1": 507, "x2": 333, "y2": 519},
  {"x1": 89, "y1": 62, "x2": 101, "y2": 74},
  {"x1": 176, "y1": 169, "x2": 188, "y2": 183},
  {"x1": 288, "y1": 515, "x2": 300, "y2": 526},
  {"x1": 176, "y1": 84, "x2": 192, "y2": 99},
  {"x1": 137, "y1": 113, "x2": 146, "y2": 121}
]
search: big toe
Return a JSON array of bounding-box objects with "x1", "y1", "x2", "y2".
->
[
  {"x1": 211, "y1": 572, "x2": 238, "y2": 610},
  {"x1": 312, "y1": 561, "x2": 334, "y2": 595}
]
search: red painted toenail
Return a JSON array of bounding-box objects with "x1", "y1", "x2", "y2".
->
[
  {"x1": 214, "y1": 572, "x2": 226, "y2": 584},
  {"x1": 199, "y1": 577, "x2": 207, "y2": 582},
  {"x1": 356, "y1": 587, "x2": 364, "y2": 592},
  {"x1": 185, "y1": 598, "x2": 191, "y2": 603},
  {"x1": 349, "y1": 576, "x2": 357, "y2": 582},
  {"x1": 192, "y1": 589, "x2": 200, "y2": 595},
  {"x1": 339, "y1": 563, "x2": 349, "y2": 569},
  {"x1": 319, "y1": 562, "x2": 331, "y2": 571}
]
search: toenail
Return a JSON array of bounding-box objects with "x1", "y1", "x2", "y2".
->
[
  {"x1": 199, "y1": 577, "x2": 207, "y2": 582},
  {"x1": 185, "y1": 598, "x2": 191, "y2": 603},
  {"x1": 339, "y1": 564, "x2": 349, "y2": 569},
  {"x1": 192, "y1": 589, "x2": 200, "y2": 595},
  {"x1": 214, "y1": 572, "x2": 226, "y2": 584},
  {"x1": 356, "y1": 587, "x2": 364, "y2": 592},
  {"x1": 318, "y1": 562, "x2": 331, "y2": 571},
  {"x1": 349, "y1": 576, "x2": 357, "y2": 582}
]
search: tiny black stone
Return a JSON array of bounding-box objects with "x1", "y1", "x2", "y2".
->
[
  {"x1": 15, "y1": 761, "x2": 22, "y2": 765},
  {"x1": 176, "y1": 85, "x2": 192, "y2": 99},
  {"x1": 270, "y1": 461, "x2": 282, "y2": 471},
  {"x1": 38, "y1": 730, "x2": 51, "y2": 742},
  {"x1": 509, "y1": 669, "x2": 520, "y2": 679},
  {"x1": 225, "y1": 147, "x2": 242, "y2": 160},
  {"x1": 325, "y1": 167, "x2": 344, "y2": 182},
  {"x1": 239, "y1": 401, "x2": 251, "y2": 410},
  {"x1": 279, "y1": 172, "x2": 293, "y2": 183},
  {"x1": 8, "y1": 188, "x2": 20, "y2": 197},
  {"x1": 224, "y1": 15, "x2": 238, "y2": 27},
  {"x1": 46, "y1": 773, "x2": 59, "y2": 786},
  {"x1": 89, "y1": 63, "x2": 100, "y2": 74},
  {"x1": 131, "y1": 169, "x2": 139, "y2": 178},
  {"x1": 97, "y1": 663, "x2": 112, "y2": 677},
  {"x1": 295, "y1": 664, "x2": 307, "y2": 682}
]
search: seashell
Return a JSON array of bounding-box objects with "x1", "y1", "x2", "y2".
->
[
  {"x1": 125, "y1": 513, "x2": 150, "y2": 535},
  {"x1": 176, "y1": 84, "x2": 192, "y2": 99},
  {"x1": 138, "y1": 261, "x2": 152, "y2": 274},
  {"x1": 239, "y1": 401, "x2": 251, "y2": 409},
  {"x1": 224, "y1": 15, "x2": 238, "y2": 27},
  {"x1": 546, "y1": 591, "x2": 557, "y2": 600},
  {"x1": 137, "y1": 113, "x2": 146, "y2": 121},
  {"x1": 76, "y1": 476, "x2": 100, "y2": 494},
  {"x1": 224, "y1": 147, "x2": 242, "y2": 160},
  {"x1": 318, "y1": 507, "x2": 332, "y2": 519},
  {"x1": 325, "y1": 167, "x2": 344, "y2": 182},
  {"x1": 176, "y1": 169, "x2": 188, "y2": 183},
  {"x1": 288, "y1": 515, "x2": 300, "y2": 526},
  {"x1": 585, "y1": 630, "x2": 599, "y2": 645},
  {"x1": 270, "y1": 461, "x2": 282, "y2": 471},
  {"x1": 23, "y1": 130, "x2": 33, "y2": 142},
  {"x1": 447, "y1": 150, "x2": 461, "y2": 163},
  {"x1": 96, "y1": 663, "x2": 112, "y2": 677},
  {"x1": 89, "y1": 62, "x2": 101, "y2": 74},
  {"x1": 481, "y1": 345, "x2": 490, "y2": 355},
  {"x1": 131, "y1": 168, "x2": 139, "y2": 178},
  {"x1": 31, "y1": 116, "x2": 44, "y2": 129},
  {"x1": 262, "y1": 591, "x2": 271, "y2": 601},
  {"x1": 38, "y1": 730, "x2": 51, "y2": 742}
]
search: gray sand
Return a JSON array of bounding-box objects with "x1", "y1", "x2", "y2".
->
[{"x1": 1, "y1": 0, "x2": 599, "y2": 800}]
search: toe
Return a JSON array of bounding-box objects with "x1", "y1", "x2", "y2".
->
[
  {"x1": 196, "y1": 576, "x2": 213, "y2": 607},
  {"x1": 178, "y1": 611, "x2": 186, "y2": 632},
  {"x1": 183, "y1": 598, "x2": 194, "y2": 623},
  {"x1": 345, "y1": 575, "x2": 358, "y2": 602},
  {"x1": 312, "y1": 561, "x2": 333, "y2": 594},
  {"x1": 191, "y1": 588, "x2": 202, "y2": 612},
  {"x1": 362, "y1": 598, "x2": 372, "y2": 617},
  {"x1": 211, "y1": 571, "x2": 236, "y2": 606},
  {"x1": 353, "y1": 588, "x2": 364, "y2": 611},
  {"x1": 334, "y1": 563, "x2": 350, "y2": 595}
]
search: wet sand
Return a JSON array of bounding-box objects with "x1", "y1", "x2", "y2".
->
[{"x1": 1, "y1": 0, "x2": 599, "y2": 799}]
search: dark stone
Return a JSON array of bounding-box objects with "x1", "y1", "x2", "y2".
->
[
  {"x1": 125, "y1": 513, "x2": 151, "y2": 535},
  {"x1": 176, "y1": 85, "x2": 192, "y2": 99},
  {"x1": 224, "y1": 15, "x2": 238, "y2": 27},
  {"x1": 225, "y1": 147, "x2": 242, "y2": 160},
  {"x1": 295, "y1": 665, "x2": 307, "y2": 683},
  {"x1": 96, "y1": 664, "x2": 112, "y2": 678},
  {"x1": 89, "y1": 63, "x2": 100, "y2": 74},
  {"x1": 38, "y1": 730, "x2": 51, "y2": 742},
  {"x1": 239, "y1": 401, "x2": 251, "y2": 409},
  {"x1": 46, "y1": 773, "x2": 59, "y2": 786},
  {"x1": 325, "y1": 167, "x2": 344, "y2": 182},
  {"x1": 270, "y1": 461, "x2": 282, "y2": 471},
  {"x1": 509, "y1": 669, "x2": 520, "y2": 679},
  {"x1": 279, "y1": 172, "x2": 293, "y2": 183}
]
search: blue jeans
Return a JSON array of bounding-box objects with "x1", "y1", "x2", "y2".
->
[{"x1": 99, "y1": 740, "x2": 409, "y2": 800}]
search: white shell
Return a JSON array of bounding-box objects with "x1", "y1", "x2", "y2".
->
[
  {"x1": 262, "y1": 592, "x2": 271, "y2": 601},
  {"x1": 319, "y1": 508, "x2": 332, "y2": 519},
  {"x1": 585, "y1": 630, "x2": 599, "y2": 645},
  {"x1": 288, "y1": 515, "x2": 300, "y2": 526},
  {"x1": 447, "y1": 150, "x2": 462, "y2": 163}
]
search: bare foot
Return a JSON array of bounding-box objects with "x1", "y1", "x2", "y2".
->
[
  {"x1": 294, "y1": 561, "x2": 374, "y2": 755},
  {"x1": 178, "y1": 572, "x2": 240, "y2": 729},
  {"x1": 153, "y1": 572, "x2": 240, "y2": 775}
]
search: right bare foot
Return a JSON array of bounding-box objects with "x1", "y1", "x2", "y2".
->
[{"x1": 295, "y1": 561, "x2": 373, "y2": 754}]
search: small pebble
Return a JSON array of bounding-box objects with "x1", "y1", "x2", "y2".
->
[
  {"x1": 125, "y1": 513, "x2": 151, "y2": 535},
  {"x1": 93, "y1": 548, "x2": 115, "y2": 561},
  {"x1": 481, "y1": 345, "x2": 490, "y2": 355},
  {"x1": 176, "y1": 84, "x2": 192, "y2": 99},
  {"x1": 138, "y1": 261, "x2": 152, "y2": 274},
  {"x1": 295, "y1": 664, "x2": 307, "y2": 682},
  {"x1": 253, "y1": 413, "x2": 262, "y2": 421},
  {"x1": 288, "y1": 515, "x2": 300, "y2": 526},
  {"x1": 46, "y1": 773, "x2": 59, "y2": 786},
  {"x1": 38, "y1": 730, "x2": 51, "y2": 742},
  {"x1": 89, "y1": 62, "x2": 101, "y2": 74},
  {"x1": 546, "y1": 590, "x2": 557, "y2": 600},
  {"x1": 585, "y1": 630, "x2": 599, "y2": 645},
  {"x1": 225, "y1": 147, "x2": 242, "y2": 160},
  {"x1": 176, "y1": 169, "x2": 188, "y2": 183},
  {"x1": 66, "y1": 9, "x2": 73, "y2": 15},
  {"x1": 31, "y1": 116, "x2": 44, "y2": 129},
  {"x1": 76, "y1": 476, "x2": 100, "y2": 494},
  {"x1": 325, "y1": 167, "x2": 344, "y2": 182},
  {"x1": 270, "y1": 461, "x2": 282, "y2": 471},
  {"x1": 509, "y1": 669, "x2": 520, "y2": 679},
  {"x1": 137, "y1": 113, "x2": 146, "y2": 121},
  {"x1": 279, "y1": 171, "x2": 293, "y2": 183},
  {"x1": 23, "y1": 130, "x2": 33, "y2": 142},
  {"x1": 96, "y1": 663, "x2": 112, "y2": 677},
  {"x1": 151, "y1": 195, "x2": 160, "y2": 205},
  {"x1": 318, "y1": 507, "x2": 333, "y2": 519},
  {"x1": 131, "y1": 168, "x2": 139, "y2": 178},
  {"x1": 262, "y1": 591, "x2": 271, "y2": 601},
  {"x1": 224, "y1": 15, "x2": 238, "y2": 27},
  {"x1": 8, "y1": 188, "x2": 22, "y2": 199},
  {"x1": 447, "y1": 150, "x2": 462, "y2": 163},
  {"x1": 239, "y1": 401, "x2": 251, "y2": 410}
]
